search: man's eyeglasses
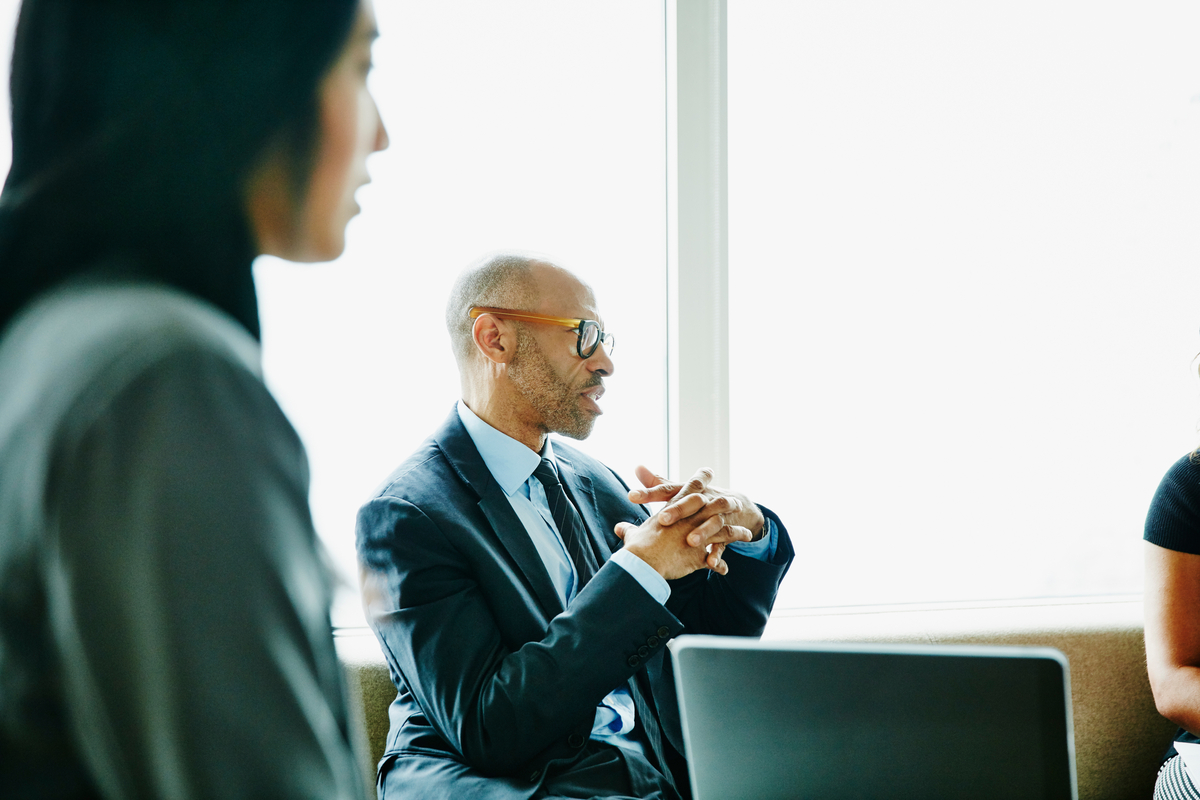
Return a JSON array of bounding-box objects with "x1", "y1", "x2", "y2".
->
[{"x1": 468, "y1": 307, "x2": 616, "y2": 359}]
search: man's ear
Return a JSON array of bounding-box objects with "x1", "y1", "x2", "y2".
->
[{"x1": 471, "y1": 314, "x2": 517, "y2": 365}]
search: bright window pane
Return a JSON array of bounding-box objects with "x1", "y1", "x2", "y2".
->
[
  {"x1": 729, "y1": 1, "x2": 1200, "y2": 608},
  {"x1": 257, "y1": 1, "x2": 667, "y2": 626},
  {"x1": 0, "y1": 1, "x2": 15, "y2": 175}
]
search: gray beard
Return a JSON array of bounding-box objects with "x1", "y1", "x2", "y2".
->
[{"x1": 509, "y1": 330, "x2": 598, "y2": 441}]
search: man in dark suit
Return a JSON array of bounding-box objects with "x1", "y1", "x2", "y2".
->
[{"x1": 356, "y1": 253, "x2": 793, "y2": 800}]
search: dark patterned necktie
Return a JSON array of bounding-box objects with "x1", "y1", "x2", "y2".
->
[
  {"x1": 532, "y1": 457, "x2": 601, "y2": 590},
  {"x1": 533, "y1": 458, "x2": 671, "y2": 787}
]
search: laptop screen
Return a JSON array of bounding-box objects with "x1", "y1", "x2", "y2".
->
[{"x1": 670, "y1": 637, "x2": 1076, "y2": 800}]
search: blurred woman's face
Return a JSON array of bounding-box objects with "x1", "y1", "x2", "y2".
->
[{"x1": 247, "y1": 0, "x2": 389, "y2": 262}]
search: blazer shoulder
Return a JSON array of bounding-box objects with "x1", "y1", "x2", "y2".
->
[
  {"x1": 356, "y1": 438, "x2": 471, "y2": 560},
  {"x1": 365, "y1": 409, "x2": 490, "y2": 511},
  {"x1": 371, "y1": 448, "x2": 454, "y2": 503}
]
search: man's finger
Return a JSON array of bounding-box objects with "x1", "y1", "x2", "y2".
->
[
  {"x1": 634, "y1": 464, "x2": 666, "y2": 490},
  {"x1": 628, "y1": 466, "x2": 717, "y2": 506},
  {"x1": 658, "y1": 492, "x2": 709, "y2": 525},
  {"x1": 628, "y1": 465, "x2": 682, "y2": 503},
  {"x1": 706, "y1": 542, "x2": 728, "y2": 574},
  {"x1": 677, "y1": 468, "x2": 714, "y2": 502},
  {"x1": 628, "y1": 481, "x2": 683, "y2": 504},
  {"x1": 687, "y1": 520, "x2": 754, "y2": 548},
  {"x1": 641, "y1": 466, "x2": 714, "y2": 506},
  {"x1": 684, "y1": 513, "x2": 726, "y2": 547},
  {"x1": 613, "y1": 521, "x2": 636, "y2": 540},
  {"x1": 664, "y1": 489, "x2": 753, "y2": 530}
]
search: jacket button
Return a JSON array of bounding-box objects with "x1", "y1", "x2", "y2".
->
[
  {"x1": 638, "y1": 645, "x2": 650, "y2": 657},
  {"x1": 568, "y1": 733, "x2": 585, "y2": 748},
  {"x1": 657, "y1": 626, "x2": 670, "y2": 638},
  {"x1": 647, "y1": 635, "x2": 660, "y2": 647},
  {"x1": 529, "y1": 768, "x2": 542, "y2": 782},
  {"x1": 627, "y1": 654, "x2": 640, "y2": 667}
]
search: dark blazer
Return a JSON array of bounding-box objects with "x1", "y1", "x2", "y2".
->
[{"x1": 356, "y1": 409, "x2": 793, "y2": 800}]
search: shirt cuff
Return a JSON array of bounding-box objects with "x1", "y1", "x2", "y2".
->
[
  {"x1": 592, "y1": 687, "x2": 636, "y2": 736},
  {"x1": 610, "y1": 547, "x2": 671, "y2": 605},
  {"x1": 726, "y1": 516, "x2": 777, "y2": 562}
]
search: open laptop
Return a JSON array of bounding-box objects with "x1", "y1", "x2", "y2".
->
[{"x1": 669, "y1": 636, "x2": 1077, "y2": 800}]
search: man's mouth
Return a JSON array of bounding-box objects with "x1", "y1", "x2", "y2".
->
[{"x1": 580, "y1": 384, "x2": 605, "y2": 413}]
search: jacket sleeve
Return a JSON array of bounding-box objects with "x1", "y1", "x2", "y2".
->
[
  {"x1": 44, "y1": 346, "x2": 363, "y2": 800},
  {"x1": 357, "y1": 494, "x2": 684, "y2": 776},
  {"x1": 662, "y1": 505, "x2": 795, "y2": 638}
]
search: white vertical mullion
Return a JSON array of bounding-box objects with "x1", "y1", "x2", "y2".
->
[{"x1": 666, "y1": 0, "x2": 729, "y2": 484}]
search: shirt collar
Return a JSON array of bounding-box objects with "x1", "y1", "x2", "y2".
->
[{"x1": 456, "y1": 400, "x2": 552, "y2": 496}]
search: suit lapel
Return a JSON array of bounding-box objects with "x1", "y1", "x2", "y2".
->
[
  {"x1": 434, "y1": 410, "x2": 565, "y2": 619},
  {"x1": 554, "y1": 451, "x2": 615, "y2": 561},
  {"x1": 476, "y1": 490, "x2": 565, "y2": 618}
]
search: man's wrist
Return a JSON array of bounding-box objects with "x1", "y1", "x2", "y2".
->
[
  {"x1": 750, "y1": 509, "x2": 767, "y2": 541},
  {"x1": 610, "y1": 548, "x2": 671, "y2": 604}
]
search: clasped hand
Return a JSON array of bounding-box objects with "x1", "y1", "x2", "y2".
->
[{"x1": 614, "y1": 466, "x2": 765, "y2": 580}]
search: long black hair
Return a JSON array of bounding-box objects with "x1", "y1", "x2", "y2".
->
[{"x1": 0, "y1": 0, "x2": 360, "y2": 338}]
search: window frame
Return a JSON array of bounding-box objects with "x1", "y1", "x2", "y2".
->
[{"x1": 667, "y1": 0, "x2": 732, "y2": 483}]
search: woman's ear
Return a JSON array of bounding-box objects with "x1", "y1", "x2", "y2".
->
[{"x1": 471, "y1": 314, "x2": 517, "y2": 364}]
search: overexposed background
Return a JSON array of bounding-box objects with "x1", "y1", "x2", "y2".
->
[
  {"x1": 727, "y1": 0, "x2": 1200, "y2": 608},
  {"x1": 2, "y1": 2, "x2": 1199, "y2": 625},
  {"x1": 255, "y1": 1, "x2": 668, "y2": 625}
]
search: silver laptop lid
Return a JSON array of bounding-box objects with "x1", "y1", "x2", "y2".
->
[{"x1": 670, "y1": 636, "x2": 1076, "y2": 800}]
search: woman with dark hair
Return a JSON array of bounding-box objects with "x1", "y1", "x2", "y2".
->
[{"x1": 0, "y1": 0, "x2": 388, "y2": 797}]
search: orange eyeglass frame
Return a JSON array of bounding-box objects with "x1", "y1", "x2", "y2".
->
[
  {"x1": 468, "y1": 306, "x2": 586, "y2": 329},
  {"x1": 468, "y1": 306, "x2": 615, "y2": 358}
]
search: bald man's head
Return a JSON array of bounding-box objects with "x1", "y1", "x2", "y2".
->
[
  {"x1": 446, "y1": 253, "x2": 540, "y2": 369},
  {"x1": 445, "y1": 253, "x2": 614, "y2": 449}
]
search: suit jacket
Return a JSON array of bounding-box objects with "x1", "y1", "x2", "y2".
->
[{"x1": 356, "y1": 409, "x2": 794, "y2": 800}]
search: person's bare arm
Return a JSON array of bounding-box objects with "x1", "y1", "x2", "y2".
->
[{"x1": 1145, "y1": 540, "x2": 1200, "y2": 733}]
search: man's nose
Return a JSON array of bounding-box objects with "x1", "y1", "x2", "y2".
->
[{"x1": 587, "y1": 342, "x2": 614, "y2": 376}]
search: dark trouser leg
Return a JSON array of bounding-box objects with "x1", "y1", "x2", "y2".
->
[{"x1": 535, "y1": 742, "x2": 681, "y2": 800}]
